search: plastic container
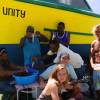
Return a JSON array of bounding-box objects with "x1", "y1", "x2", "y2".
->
[{"x1": 13, "y1": 70, "x2": 39, "y2": 85}]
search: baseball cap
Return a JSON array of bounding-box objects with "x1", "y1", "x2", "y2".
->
[
  {"x1": 26, "y1": 26, "x2": 34, "y2": 33},
  {"x1": 0, "y1": 48, "x2": 7, "y2": 55}
]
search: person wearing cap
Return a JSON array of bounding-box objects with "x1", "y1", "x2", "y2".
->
[
  {"x1": 20, "y1": 25, "x2": 44, "y2": 68},
  {"x1": 0, "y1": 48, "x2": 17, "y2": 99}
]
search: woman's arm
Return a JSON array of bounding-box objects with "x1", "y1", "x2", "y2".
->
[
  {"x1": 51, "y1": 83, "x2": 60, "y2": 100},
  {"x1": 67, "y1": 64, "x2": 78, "y2": 80}
]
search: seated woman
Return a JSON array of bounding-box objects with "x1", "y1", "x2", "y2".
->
[
  {"x1": 38, "y1": 52, "x2": 77, "y2": 88},
  {"x1": 38, "y1": 64, "x2": 83, "y2": 100}
]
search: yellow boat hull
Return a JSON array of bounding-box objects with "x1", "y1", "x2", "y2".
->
[{"x1": 0, "y1": 0, "x2": 100, "y2": 44}]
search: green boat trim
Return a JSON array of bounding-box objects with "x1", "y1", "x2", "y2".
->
[
  {"x1": 16, "y1": 0, "x2": 100, "y2": 18},
  {"x1": 44, "y1": 28, "x2": 93, "y2": 36}
]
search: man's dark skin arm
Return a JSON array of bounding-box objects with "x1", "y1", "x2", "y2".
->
[
  {"x1": 32, "y1": 54, "x2": 52, "y2": 62},
  {"x1": 35, "y1": 31, "x2": 49, "y2": 42},
  {"x1": 0, "y1": 65, "x2": 14, "y2": 78},
  {"x1": 9, "y1": 63, "x2": 19, "y2": 71},
  {"x1": 66, "y1": 32, "x2": 70, "y2": 46},
  {"x1": 50, "y1": 31, "x2": 70, "y2": 47}
]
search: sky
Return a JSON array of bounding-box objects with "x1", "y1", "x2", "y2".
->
[{"x1": 86, "y1": 0, "x2": 100, "y2": 14}]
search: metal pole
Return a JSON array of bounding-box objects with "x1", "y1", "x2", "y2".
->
[{"x1": 17, "y1": 90, "x2": 19, "y2": 100}]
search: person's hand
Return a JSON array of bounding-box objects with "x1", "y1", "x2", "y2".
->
[
  {"x1": 70, "y1": 80, "x2": 78, "y2": 85},
  {"x1": 32, "y1": 56, "x2": 38, "y2": 61},
  {"x1": 18, "y1": 68, "x2": 26, "y2": 73},
  {"x1": 93, "y1": 64, "x2": 100, "y2": 71},
  {"x1": 38, "y1": 77, "x2": 45, "y2": 83},
  {"x1": 38, "y1": 77, "x2": 46, "y2": 89},
  {"x1": 94, "y1": 67, "x2": 100, "y2": 71},
  {"x1": 35, "y1": 31, "x2": 41, "y2": 36},
  {"x1": 65, "y1": 84, "x2": 73, "y2": 90},
  {"x1": 92, "y1": 64, "x2": 98, "y2": 70},
  {"x1": 6, "y1": 71, "x2": 14, "y2": 77}
]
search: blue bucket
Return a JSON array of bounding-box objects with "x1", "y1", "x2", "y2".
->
[{"x1": 13, "y1": 71, "x2": 38, "y2": 85}]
